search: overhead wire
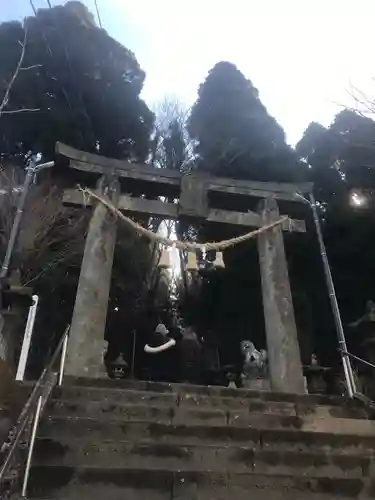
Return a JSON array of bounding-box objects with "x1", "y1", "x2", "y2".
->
[{"x1": 94, "y1": 0, "x2": 103, "y2": 29}]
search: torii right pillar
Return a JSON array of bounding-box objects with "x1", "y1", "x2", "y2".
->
[{"x1": 257, "y1": 197, "x2": 305, "y2": 394}]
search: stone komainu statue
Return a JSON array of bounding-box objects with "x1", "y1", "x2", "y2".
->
[{"x1": 240, "y1": 340, "x2": 268, "y2": 378}]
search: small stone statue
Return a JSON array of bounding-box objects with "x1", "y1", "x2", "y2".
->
[
  {"x1": 109, "y1": 355, "x2": 129, "y2": 379},
  {"x1": 303, "y1": 353, "x2": 328, "y2": 394},
  {"x1": 240, "y1": 340, "x2": 268, "y2": 379},
  {"x1": 311, "y1": 353, "x2": 318, "y2": 366}
]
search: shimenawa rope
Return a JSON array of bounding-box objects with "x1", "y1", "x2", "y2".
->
[{"x1": 78, "y1": 186, "x2": 289, "y2": 252}]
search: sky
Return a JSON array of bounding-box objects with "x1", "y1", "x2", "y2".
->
[{"x1": 2, "y1": 0, "x2": 375, "y2": 146}]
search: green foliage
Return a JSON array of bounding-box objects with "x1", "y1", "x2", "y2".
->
[
  {"x1": 296, "y1": 109, "x2": 375, "y2": 329},
  {"x1": 0, "y1": 2, "x2": 156, "y2": 372},
  {"x1": 0, "y1": 2, "x2": 154, "y2": 162},
  {"x1": 297, "y1": 110, "x2": 375, "y2": 205},
  {"x1": 188, "y1": 61, "x2": 300, "y2": 182}
]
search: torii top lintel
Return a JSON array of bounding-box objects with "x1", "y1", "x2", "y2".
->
[{"x1": 56, "y1": 142, "x2": 312, "y2": 232}]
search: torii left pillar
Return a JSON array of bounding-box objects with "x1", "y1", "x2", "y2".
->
[{"x1": 65, "y1": 175, "x2": 119, "y2": 378}]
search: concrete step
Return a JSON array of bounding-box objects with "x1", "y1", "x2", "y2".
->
[
  {"x1": 55, "y1": 385, "x2": 297, "y2": 413},
  {"x1": 46, "y1": 399, "x2": 176, "y2": 423},
  {"x1": 61, "y1": 377, "x2": 363, "y2": 408},
  {"x1": 52, "y1": 384, "x2": 371, "y2": 420},
  {"x1": 38, "y1": 416, "x2": 375, "y2": 454},
  {"x1": 26, "y1": 465, "x2": 371, "y2": 499},
  {"x1": 48, "y1": 397, "x2": 375, "y2": 436},
  {"x1": 45, "y1": 399, "x2": 304, "y2": 428},
  {"x1": 54, "y1": 385, "x2": 180, "y2": 407},
  {"x1": 33, "y1": 436, "x2": 373, "y2": 479}
]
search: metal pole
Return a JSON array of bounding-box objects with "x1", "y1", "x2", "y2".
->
[
  {"x1": 21, "y1": 395, "x2": 42, "y2": 497},
  {"x1": 308, "y1": 192, "x2": 356, "y2": 397},
  {"x1": 58, "y1": 332, "x2": 69, "y2": 386},
  {"x1": 0, "y1": 167, "x2": 34, "y2": 280},
  {"x1": 0, "y1": 161, "x2": 55, "y2": 280},
  {"x1": 16, "y1": 294, "x2": 39, "y2": 381},
  {"x1": 131, "y1": 330, "x2": 136, "y2": 379}
]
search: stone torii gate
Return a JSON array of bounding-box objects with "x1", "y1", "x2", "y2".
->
[{"x1": 57, "y1": 142, "x2": 313, "y2": 394}]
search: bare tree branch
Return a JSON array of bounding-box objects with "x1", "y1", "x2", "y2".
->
[
  {"x1": 151, "y1": 96, "x2": 195, "y2": 172},
  {"x1": 344, "y1": 83, "x2": 375, "y2": 118},
  {"x1": 20, "y1": 64, "x2": 42, "y2": 71},
  {"x1": 0, "y1": 24, "x2": 28, "y2": 117},
  {"x1": 1, "y1": 108, "x2": 40, "y2": 114}
]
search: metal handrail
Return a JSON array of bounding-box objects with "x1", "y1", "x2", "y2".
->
[
  {"x1": 21, "y1": 395, "x2": 42, "y2": 497},
  {"x1": 16, "y1": 294, "x2": 39, "y2": 381},
  {"x1": 337, "y1": 348, "x2": 375, "y2": 411},
  {"x1": 0, "y1": 324, "x2": 70, "y2": 497},
  {"x1": 340, "y1": 349, "x2": 375, "y2": 370}
]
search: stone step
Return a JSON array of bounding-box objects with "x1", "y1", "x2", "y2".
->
[
  {"x1": 54, "y1": 385, "x2": 296, "y2": 414},
  {"x1": 33, "y1": 436, "x2": 373, "y2": 479},
  {"x1": 44, "y1": 397, "x2": 375, "y2": 439},
  {"x1": 49, "y1": 401, "x2": 375, "y2": 439},
  {"x1": 45, "y1": 399, "x2": 304, "y2": 428},
  {"x1": 38, "y1": 416, "x2": 375, "y2": 454},
  {"x1": 26, "y1": 465, "x2": 372, "y2": 499},
  {"x1": 61, "y1": 377, "x2": 361, "y2": 408},
  {"x1": 52, "y1": 384, "x2": 370, "y2": 420},
  {"x1": 54, "y1": 385, "x2": 180, "y2": 407}
]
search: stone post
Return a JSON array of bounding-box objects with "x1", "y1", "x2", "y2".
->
[
  {"x1": 65, "y1": 175, "x2": 119, "y2": 378},
  {"x1": 257, "y1": 198, "x2": 305, "y2": 394}
]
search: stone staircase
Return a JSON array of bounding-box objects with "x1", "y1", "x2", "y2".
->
[{"x1": 24, "y1": 378, "x2": 375, "y2": 499}]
